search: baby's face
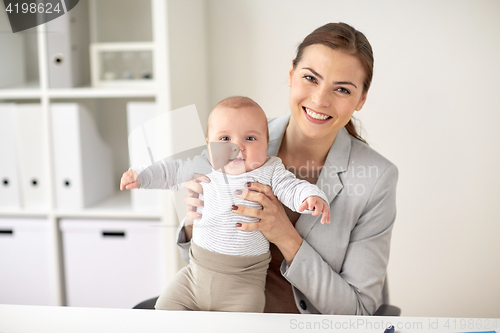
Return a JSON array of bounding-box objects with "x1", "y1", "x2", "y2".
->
[{"x1": 206, "y1": 106, "x2": 268, "y2": 175}]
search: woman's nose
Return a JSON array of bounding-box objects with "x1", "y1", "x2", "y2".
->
[{"x1": 311, "y1": 86, "x2": 331, "y2": 107}]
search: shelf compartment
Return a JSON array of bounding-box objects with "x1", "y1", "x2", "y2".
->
[
  {"x1": 0, "y1": 218, "x2": 57, "y2": 306},
  {"x1": 0, "y1": 17, "x2": 40, "y2": 91},
  {"x1": 60, "y1": 218, "x2": 166, "y2": 308}
]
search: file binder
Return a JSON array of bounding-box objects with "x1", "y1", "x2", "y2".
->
[
  {"x1": 15, "y1": 104, "x2": 49, "y2": 210},
  {"x1": 51, "y1": 103, "x2": 114, "y2": 209},
  {"x1": 45, "y1": 0, "x2": 89, "y2": 88},
  {"x1": 0, "y1": 104, "x2": 22, "y2": 209},
  {"x1": 0, "y1": 18, "x2": 25, "y2": 88},
  {"x1": 126, "y1": 103, "x2": 206, "y2": 215},
  {"x1": 126, "y1": 102, "x2": 161, "y2": 211}
]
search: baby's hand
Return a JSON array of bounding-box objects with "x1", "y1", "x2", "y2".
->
[
  {"x1": 298, "y1": 196, "x2": 331, "y2": 224},
  {"x1": 120, "y1": 169, "x2": 140, "y2": 191}
]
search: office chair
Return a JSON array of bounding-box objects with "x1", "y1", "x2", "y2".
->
[
  {"x1": 133, "y1": 279, "x2": 401, "y2": 315},
  {"x1": 133, "y1": 296, "x2": 158, "y2": 310},
  {"x1": 372, "y1": 278, "x2": 401, "y2": 316}
]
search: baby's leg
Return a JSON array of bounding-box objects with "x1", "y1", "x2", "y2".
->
[
  {"x1": 210, "y1": 271, "x2": 266, "y2": 312},
  {"x1": 155, "y1": 264, "x2": 201, "y2": 311},
  {"x1": 198, "y1": 246, "x2": 271, "y2": 312}
]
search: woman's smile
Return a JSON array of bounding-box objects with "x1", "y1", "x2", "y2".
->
[{"x1": 303, "y1": 106, "x2": 332, "y2": 123}]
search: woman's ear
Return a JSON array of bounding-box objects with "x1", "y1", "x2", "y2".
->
[
  {"x1": 355, "y1": 92, "x2": 368, "y2": 111},
  {"x1": 287, "y1": 62, "x2": 295, "y2": 87}
]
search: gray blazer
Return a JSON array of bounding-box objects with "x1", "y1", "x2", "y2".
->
[{"x1": 177, "y1": 114, "x2": 398, "y2": 315}]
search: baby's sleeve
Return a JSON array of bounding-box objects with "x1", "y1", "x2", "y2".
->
[
  {"x1": 132, "y1": 152, "x2": 211, "y2": 190},
  {"x1": 270, "y1": 158, "x2": 328, "y2": 212}
]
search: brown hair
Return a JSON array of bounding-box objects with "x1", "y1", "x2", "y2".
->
[
  {"x1": 293, "y1": 22, "x2": 373, "y2": 144},
  {"x1": 207, "y1": 96, "x2": 269, "y2": 140}
]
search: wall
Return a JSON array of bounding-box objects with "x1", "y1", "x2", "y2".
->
[{"x1": 203, "y1": 0, "x2": 500, "y2": 318}]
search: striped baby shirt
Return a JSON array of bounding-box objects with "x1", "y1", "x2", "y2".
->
[{"x1": 134, "y1": 153, "x2": 328, "y2": 256}]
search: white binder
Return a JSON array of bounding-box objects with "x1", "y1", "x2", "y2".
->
[
  {"x1": 0, "y1": 18, "x2": 25, "y2": 88},
  {"x1": 0, "y1": 104, "x2": 22, "y2": 209},
  {"x1": 45, "y1": 0, "x2": 89, "y2": 88},
  {"x1": 51, "y1": 103, "x2": 114, "y2": 209},
  {"x1": 126, "y1": 103, "x2": 206, "y2": 216},
  {"x1": 126, "y1": 102, "x2": 161, "y2": 211},
  {"x1": 15, "y1": 104, "x2": 49, "y2": 210}
]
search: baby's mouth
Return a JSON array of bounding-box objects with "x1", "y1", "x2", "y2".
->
[{"x1": 229, "y1": 158, "x2": 244, "y2": 163}]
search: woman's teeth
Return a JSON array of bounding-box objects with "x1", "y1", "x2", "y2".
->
[{"x1": 304, "y1": 107, "x2": 330, "y2": 120}]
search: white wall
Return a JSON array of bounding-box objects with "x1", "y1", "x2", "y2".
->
[{"x1": 203, "y1": 0, "x2": 500, "y2": 318}]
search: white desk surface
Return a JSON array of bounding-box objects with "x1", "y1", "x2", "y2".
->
[{"x1": 0, "y1": 304, "x2": 498, "y2": 333}]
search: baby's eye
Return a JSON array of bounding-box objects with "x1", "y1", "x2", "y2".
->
[
  {"x1": 246, "y1": 136, "x2": 256, "y2": 141},
  {"x1": 220, "y1": 136, "x2": 230, "y2": 141}
]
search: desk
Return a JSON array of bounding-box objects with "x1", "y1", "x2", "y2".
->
[{"x1": 0, "y1": 304, "x2": 498, "y2": 333}]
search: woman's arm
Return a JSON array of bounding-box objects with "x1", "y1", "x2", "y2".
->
[
  {"x1": 176, "y1": 176, "x2": 209, "y2": 263},
  {"x1": 233, "y1": 182, "x2": 304, "y2": 264},
  {"x1": 235, "y1": 163, "x2": 398, "y2": 315}
]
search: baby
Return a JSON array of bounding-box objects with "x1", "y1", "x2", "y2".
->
[{"x1": 120, "y1": 96, "x2": 329, "y2": 312}]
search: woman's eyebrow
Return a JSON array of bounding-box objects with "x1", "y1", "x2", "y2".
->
[
  {"x1": 303, "y1": 67, "x2": 358, "y2": 89},
  {"x1": 303, "y1": 67, "x2": 323, "y2": 80},
  {"x1": 334, "y1": 81, "x2": 357, "y2": 89}
]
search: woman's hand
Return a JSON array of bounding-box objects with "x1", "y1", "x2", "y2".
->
[
  {"x1": 232, "y1": 182, "x2": 304, "y2": 264},
  {"x1": 182, "y1": 174, "x2": 210, "y2": 241}
]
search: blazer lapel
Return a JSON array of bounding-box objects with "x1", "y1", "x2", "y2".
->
[
  {"x1": 265, "y1": 114, "x2": 352, "y2": 239},
  {"x1": 295, "y1": 127, "x2": 352, "y2": 238}
]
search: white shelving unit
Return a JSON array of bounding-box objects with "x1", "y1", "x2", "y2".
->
[{"x1": 0, "y1": 0, "x2": 209, "y2": 307}]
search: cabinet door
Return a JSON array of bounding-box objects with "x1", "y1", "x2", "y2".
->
[
  {"x1": 0, "y1": 218, "x2": 56, "y2": 305},
  {"x1": 60, "y1": 219, "x2": 166, "y2": 308}
]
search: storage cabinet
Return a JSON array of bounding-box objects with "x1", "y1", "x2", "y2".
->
[
  {"x1": 0, "y1": 0, "x2": 209, "y2": 306},
  {"x1": 60, "y1": 219, "x2": 166, "y2": 308},
  {"x1": 0, "y1": 218, "x2": 56, "y2": 306}
]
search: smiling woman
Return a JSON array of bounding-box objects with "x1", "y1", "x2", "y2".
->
[
  {"x1": 179, "y1": 22, "x2": 399, "y2": 315},
  {"x1": 287, "y1": 22, "x2": 373, "y2": 145}
]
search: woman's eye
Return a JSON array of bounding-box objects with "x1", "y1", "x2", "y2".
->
[
  {"x1": 336, "y1": 87, "x2": 350, "y2": 95},
  {"x1": 220, "y1": 136, "x2": 230, "y2": 141},
  {"x1": 246, "y1": 136, "x2": 256, "y2": 141},
  {"x1": 303, "y1": 75, "x2": 317, "y2": 83}
]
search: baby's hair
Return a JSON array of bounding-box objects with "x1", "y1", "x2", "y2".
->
[
  {"x1": 214, "y1": 96, "x2": 262, "y2": 110},
  {"x1": 206, "y1": 96, "x2": 269, "y2": 140}
]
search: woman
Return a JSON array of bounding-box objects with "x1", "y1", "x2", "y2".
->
[{"x1": 178, "y1": 22, "x2": 398, "y2": 315}]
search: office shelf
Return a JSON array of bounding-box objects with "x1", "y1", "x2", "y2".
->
[
  {"x1": 0, "y1": 0, "x2": 209, "y2": 308},
  {"x1": 53, "y1": 191, "x2": 162, "y2": 220},
  {"x1": 47, "y1": 85, "x2": 157, "y2": 99},
  {"x1": 0, "y1": 82, "x2": 41, "y2": 100}
]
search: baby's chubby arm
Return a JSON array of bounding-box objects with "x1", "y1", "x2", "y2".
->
[
  {"x1": 120, "y1": 169, "x2": 139, "y2": 190},
  {"x1": 119, "y1": 151, "x2": 213, "y2": 191},
  {"x1": 298, "y1": 196, "x2": 330, "y2": 224},
  {"x1": 269, "y1": 157, "x2": 330, "y2": 221}
]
